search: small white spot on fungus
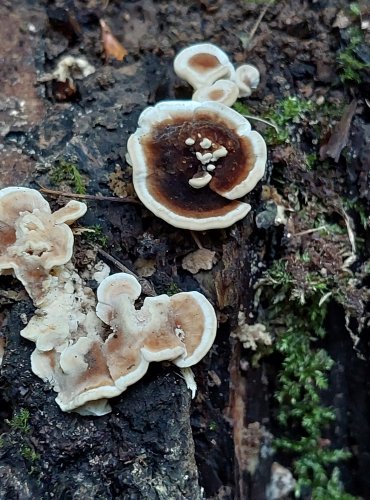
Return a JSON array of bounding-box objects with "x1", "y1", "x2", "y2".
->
[
  {"x1": 206, "y1": 164, "x2": 216, "y2": 172},
  {"x1": 212, "y1": 146, "x2": 228, "y2": 160},
  {"x1": 200, "y1": 138, "x2": 212, "y2": 149},
  {"x1": 185, "y1": 137, "x2": 195, "y2": 146},
  {"x1": 196, "y1": 151, "x2": 213, "y2": 164},
  {"x1": 201, "y1": 152, "x2": 213, "y2": 163},
  {"x1": 188, "y1": 172, "x2": 212, "y2": 189}
]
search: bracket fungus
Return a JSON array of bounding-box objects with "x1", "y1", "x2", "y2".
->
[
  {"x1": 192, "y1": 79, "x2": 240, "y2": 107},
  {"x1": 0, "y1": 186, "x2": 87, "y2": 303},
  {"x1": 0, "y1": 187, "x2": 217, "y2": 415},
  {"x1": 127, "y1": 100, "x2": 267, "y2": 230},
  {"x1": 235, "y1": 64, "x2": 260, "y2": 98},
  {"x1": 174, "y1": 43, "x2": 235, "y2": 90},
  {"x1": 31, "y1": 272, "x2": 217, "y2": 414}
]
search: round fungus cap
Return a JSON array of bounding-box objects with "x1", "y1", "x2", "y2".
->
[
  {"x1": 235, "y1": 64, "x2": 260, "y2": 98},
  {"x1": 127, "y1": 100, "x2": 267, "y2": 230},
  {"x1": 192, "y1": 79, "x2": 239, "y2": 107},
  {"x1": 174, "y1": 43, "x2": 235, "y2": 90}
]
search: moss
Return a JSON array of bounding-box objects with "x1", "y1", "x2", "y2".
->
[
  {"x1": 260, "y1": 259, "x2": 354, "y2": 498},
  {"x1": 8, "y1": 408, "x2": 31, "y2": 433},
  {"x1": 208, "y1": 421, "x2": 218, "y2": 431},
  {"x1": 262, "y1": 96, "x2": 314, "y2": 145},
  {"x1": 337, "y1": 27, "x2": 369, "y2": 84},
  {"x1": 51, "y1": 159, "x2": 87, "y2": 194},
  {"x1": 166, "y1": 282, "x2": 182, "y2": 296},
  {"x1": 21, "y1": 444, "x2": 40, "y2": 463},
  {"x1": 84, "y1": 224, "x2": 109, "y2": 248},
  {"x1": 232, "y1": 101, "x2": 252, "y2": 115}
]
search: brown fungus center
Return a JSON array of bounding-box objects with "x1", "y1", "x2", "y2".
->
[
  {"x1": 142, "y1": 115, "x2": 255, "y2": 218},
  {"x1": 188, "y1": 53, "x2": 221, "y2": 71},
  {"x1": 208, "y1": 89, "x2": 225, "y2": 101}
]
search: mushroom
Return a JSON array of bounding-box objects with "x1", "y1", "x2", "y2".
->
[
  {"x1": 96, "y1": 272, "x2": 217, "y2": 380},
  {"x1": 192, "y1": 79, "x2": 240, "y2": 107},
  {"x1": 234, "y1": 64, "x2": 260, "y2": 98},
  {"x1": 174, "y1": 43, "x2": 235, "y2": 90},
  {"x1": 127, "y1": 100, "x2": 267, "y2": 230},
  {"x1": 0, "y1": 187, "x2": 87, "y2": 302},
  {"x1": 30, "y1": 272, "x2": 217, "y2": 414},
  {"x1": 0, "y1": 188, "x2": 218, "y2": 415}
]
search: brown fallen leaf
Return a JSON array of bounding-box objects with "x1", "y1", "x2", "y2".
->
[
  {"x1": 182, "y1": 248, "x2": 217, "y2": 274},
  {"x1": 320, "y1": 99, "x2": 357, "y2": 162},
  {"x1": 100, "y1": 19, "x2": 128, "y2": 62}
]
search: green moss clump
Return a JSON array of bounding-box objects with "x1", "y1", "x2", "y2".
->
[
  {"x1": 84, "y1": 224, "x2": 109, "y2": 248},
  {"x1": 8, "y1": 408, "x2": 31, "y2": 433},
  {"x1": 166, "y1": 282, "x2": 182, "y2": 296},
  {"x1": 260, "y1": 260, "x2": 355, "y2": 498},
  {"x1": 338, "y1": 27, "x2": 369, "y2": 84},
  {"x1": 51, "y1": 159, "x2": 86, "y2": 194},
  {"x1": 21, "y1": 444, "x2": 40, "y2": 463},
  {"x1": 263, "y1": 96, "x2": 314, "y2": 145}
]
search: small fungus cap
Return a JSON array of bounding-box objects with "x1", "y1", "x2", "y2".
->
[
  {"x1": 127, "y1": 100, "x2": 267, "y2": 230},
  {"x1": 192, "y1": 80, "x2": 239, "y2": 107},
  {"x1": 174, "y1": 43, "x2": 235, "y2": 90},
  {"x1": 234, "y1": 64, "x2": 260, "y2": 98}
]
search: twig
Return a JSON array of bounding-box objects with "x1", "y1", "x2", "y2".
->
[
  {"x1": 190, "y1": 231, "x2": 204, "y2": 250},
  {"x1": 339, "y1": 208, "x2": 356, "y2": 256},
  {"x1": 38, "y1": 185, "x2": 140, "y2": 205},
  {"x1": 293, "y1": 225, "x2": 327, "y2": 237},
  {"x1": 96, "y1": 246, "x2": 157, "y2": 297},
  {"x1": 246, "y1": 0, "x2": 274, "y2": 47},
  {"x1": 242, "y1": 114, "x2": 279, "y2": 133}
]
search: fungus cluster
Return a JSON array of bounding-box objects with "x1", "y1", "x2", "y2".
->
[
  {"x1": 127, "y1": 43, "x2": 266, "y2": 230},
  {"x1": 128, "y1": 100, "x2": 266, "y2": 230},
  {"x1": 174, "y1": 43, "x2": 260, "y2": 107},
  {"x1": 0, "y1": 187, "x2": 217, "y2": 415}
]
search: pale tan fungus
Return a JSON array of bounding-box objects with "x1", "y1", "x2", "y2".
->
[
  {"x1": 174, "y1": 43, "x2": 235, "y2": 90},
  {"x1": 0, "y1": 187, "x2": 87, "y2": 303},
  {"x1": 192, "y1": 79, "x2": 239, "y2": 107},
  {"x1": 1, "y1": 188, "x2": 218, "y2": 415}
]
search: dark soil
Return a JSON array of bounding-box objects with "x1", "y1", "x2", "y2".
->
[{"x1": 0, "y1": 0, "x2": 369, "y2": 499}]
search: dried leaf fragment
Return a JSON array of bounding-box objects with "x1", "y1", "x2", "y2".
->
[
  {"x1": 182, "y1": 248, "x2": 217, "y2": 274},
  {"x1": 100, "y1": 19, "x2": 128, "y2": 61},
  {"x1": 320, "y1": 99, "x2": 357, "y2": 162}
]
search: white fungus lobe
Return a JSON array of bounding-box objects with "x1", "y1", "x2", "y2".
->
[
  {"x1": 212, "y1": 146, "x2": 228, "y2": 159},
  {"x1": 188, "y1": 172, "x2": 212, "y2": 189},
  {"x1": 200, "y1": 138, "x2": 212, "y2": 149}
]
